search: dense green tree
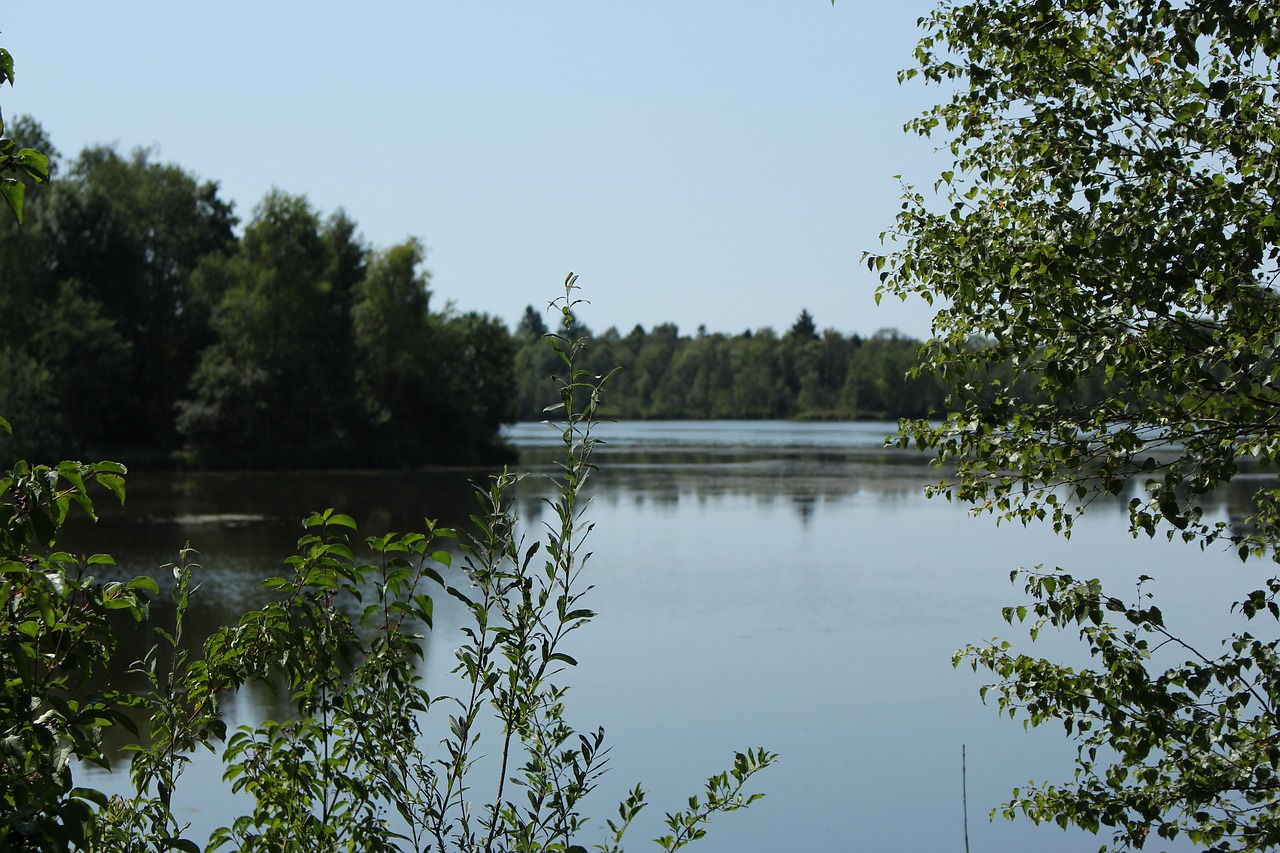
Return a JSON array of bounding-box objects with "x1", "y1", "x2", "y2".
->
[
  {"x1": 842, "y1": 329, "x2": 942, "y2": 420},
  {"x1": 0, "y1": 281, "x2": 130, "y2": 457},
  {"x1": 652, "y1": 334, "x2": 714, "y2": 417},
  {"x1": 632, "y1": 322, "x2": 681, "y2": 417},
  {"x1": 0, "y1": 132, "x2": 234, "y2": 458},
  {"x1": 872, "y1": 0, "x2": 1280, "y2": 848},
  {"x1": 780, "y1": 314, "x2": 825, "y2": 415},
  {"x1": 351, "y1": 239, "x2": 515, "y2": 463},
  {"x1": 28, "y1": 282, "x2": 132, "y2": 450},
  {"x1": 0, "y1": 56, "x2": 514, "y2": 474},
  {"x1": 0, "y1": 117, "x2": 62, "y2": 456},
  {"x1": 694, "y1": 333, "x2": 738, "y2": 418},
  {"x1": 178, "y1": 191, "x2": 355, "y2": 462},
  {"x1": 786, "y1": 309, "x2": 819, "y2": 341},
  {"x1": 435, "y1": 310, "x2": 517, "y2": 457},
  {"x1": 516, "y1": 303, "x2": 549, "y2": 339},
  {"x1": 180, "y1": 205, "x2": 515, "y2": 466},
  {"x1": 318, "y1": 209, "x2": 368, "y2": 416},
  {"x1": 813, "y1": 328, "x2": 859, "y2": 409},
  {"x1": 353, "y1": 239, "x2": 433, "y2": 436},
  {"x1": 726, "y1": 327, "x2": 785, "y2": 418},
  {"x1": 44, "y1": 146, "x2": 237, "y2": 449},
  {"x1": 604, "y1": 324, "x2": 648, "y2": 413}
]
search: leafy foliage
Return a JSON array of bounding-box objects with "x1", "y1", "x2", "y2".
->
[
  {"x1": 0, "y1": 47, "x2": 50, "y2": 224},
  {"x1": 871, "y1": 0, "x2": 1280, "y2": 849},
  {"x1": 964, "y1": 569, "x2": 1280, "y2": 851},
  {"x1": 0, "y1": 278, "x2": 773, "y2": 852},
  {"x1": 0, "y1": 442, "x2": 146, "y2": 851}
]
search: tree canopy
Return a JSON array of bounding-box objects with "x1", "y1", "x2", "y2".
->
[
  {"x1": 0, "y1": 127, "x2": 514, "y2": 467},
  {"x1": 872, "y1": 0, "x2": 1280, "y2": 848}
]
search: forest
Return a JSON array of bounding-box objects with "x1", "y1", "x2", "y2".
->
[
  {"x1": 0, "y1": 118, "x2": 959, "y2": 468},
  {"x1": 512, "y1": 306, "x2": 948, "y2": 422},
  {"x1": 0, "y1": 118, "x2": 514, "y2": 468}
]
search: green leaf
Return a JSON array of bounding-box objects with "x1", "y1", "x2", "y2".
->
[
  {"x1": 13, "y1": 148, "x2": 48, "y2": 183},
  {"x1": 37, "y1": 592, "x2": 55, "y2": 626},
  {"x1": 0, "y1": 177, "x2": 24, "y2": 224},
  {"x1": 29, "y1": 505, "x2": 56, "y2": 547},
  {"x1": 128, "y1": 576, "x2": 160, "y2": 595},
  {"x1": 95, "y1": 473, "x2": 126, "y2": 504},
  {"x1": 162, "y1": 838, "x2": 202, "y2": 853},
  {"x1": 69, "y1": 787, "x2": 110, "y2": 808}
]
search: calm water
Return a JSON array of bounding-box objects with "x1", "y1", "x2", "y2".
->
[{"x1": 69, "y1": 421, "x2": 1262, "y2": 851}]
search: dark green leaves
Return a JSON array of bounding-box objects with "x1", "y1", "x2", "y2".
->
[
  {"x1": 885, "y1": 0, "x2": 1280, "y2": 848},
  {"x1": 0, "y1": 141, "x2": 50, "y2": 222},
  {"x1": 654, "y1": 748, "x2": 777, "y2": 852},
  {"x1": 0, "y1": 42, "x2": 49, "y2": 225}
]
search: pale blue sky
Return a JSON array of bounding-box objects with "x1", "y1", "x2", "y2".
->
[{"x1": 5, "y1": 2, "x2": 946, "y2": 338}]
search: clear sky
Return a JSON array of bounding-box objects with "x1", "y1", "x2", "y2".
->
[{"x1": 4, "y1": 2, "x2": 947, "y2": 339}]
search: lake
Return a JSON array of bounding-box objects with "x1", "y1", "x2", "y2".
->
[{"x1": 69, "y1": 420, "x2": 1260, "y2": 851}]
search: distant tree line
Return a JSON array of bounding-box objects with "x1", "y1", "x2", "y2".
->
[
  {"x1": 0, "y1": 119, "x2": 514, "y2": 467},
  {"x1": 512, "y1": 305, "x2": 951, "y2": 421},
  {"x1": 0, "y1": 119, "x2": 1086, "y2": 460}
]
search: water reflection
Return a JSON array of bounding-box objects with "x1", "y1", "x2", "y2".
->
[
  {"x1": 65, "y1": 429, "x2": 939, "y2": 733},
  {"x1": 514, "y1": 419, "x2": 937, "y2": 527},
  {"x1": 62, "y1": 421, "x2": 1266, "y2": 852}
]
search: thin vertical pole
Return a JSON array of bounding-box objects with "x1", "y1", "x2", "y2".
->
[{"x1": 963, "y1": 744, "x2": 971, "y2": 853}]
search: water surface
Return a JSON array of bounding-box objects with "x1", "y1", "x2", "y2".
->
[{"x1": 72, "y1": 421, "x2": 1256, "y2": 851}]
